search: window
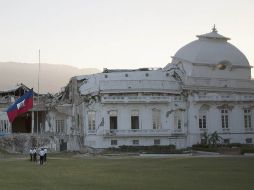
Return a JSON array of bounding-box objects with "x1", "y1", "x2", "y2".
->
[
  {"x1": 217, "y1": 63, "x2": 226, "y2": 70},
  {"x1": 217, "y1": 61, "x2": 231, "y2": 70},
  {"x1": 133, "y1": 140, "x2": 139, "y2": 145},
  {"x1": 0, "y1": 120, "x2": 3, "y2": 133},
  {"x1": 77, "y1": 114, "x2": 80, "y2": 128},
  {"x1": 131, "y1": 110, "x2": 139, "y2": 130},
  {"x1": 201, "y1": 139, "x2": 207, "y2": 145},
  {"x1": 199, "y1": 115, "x2": 207, "y2": 129},
  {"x1": 3, "y1": 120, "x2": 6, "y2": 132},
  {"x1": 199, "y1": 105, "x2": 209, "y2": 129},
  {"x1": 246, "y1": 138, "x2": 253, "y2": 144},
  {"x1": 177, "y1": 119, "x2": 182, "y2": 129},
  {"x1": 0, "y1": 120, "x2": 9, "y2": 133},
  {"x1": 244, "y1": 109, "x2": 252, "y2": 129},
  {"x1": 88, "y1": 111, "x2": 96, "y2": 131},
  {"x1": 174, "y1": 111, "x2": 182, "y2": 130},
  {"x1": 154, "y1": 139, "x2": 160, "y2": 145},
  {"x1": 111, "y1": 139, "x2": 117, "y2": 145},
  {"x1": 224, "y1": 139, "x2": 230, "y2": 144},
  {"x1": 221, "y1": 109, "x2": 229, "y2": 129},
  {"x1": 152, "y1": 109, "x2": 161, "y2": 129},
  {"x1": 56, "y1": 120, "x2": 65, "y2": 133},
  {"x1": 109, "y1": 111, "x2": 118, "y2": 130}
]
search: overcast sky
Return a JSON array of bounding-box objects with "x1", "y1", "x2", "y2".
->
[{"x1": 0, "y1": 0, "x2": 253, "y2": 73}]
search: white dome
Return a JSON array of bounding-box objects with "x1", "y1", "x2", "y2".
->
[{"x1": 172, "y1": 27, "x2": 249, "y2": 66}]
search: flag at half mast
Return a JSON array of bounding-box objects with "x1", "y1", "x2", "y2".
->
[{"x1": 6, "y1": 89, "x2": 33, "y2": 123}]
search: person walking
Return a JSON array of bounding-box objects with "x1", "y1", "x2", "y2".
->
[
  {"x1": 33, "y1": 148, "x2": 37, "y2": 163},
  {"x1": 29, "y1": 148, "x2": 33, "y2": 161},
  {"x1": 39, "y1": 148, "x2": 45, "y2": 165},
  {"x1": 43, "y1": 148, "x2": 47, "y2": 162}
]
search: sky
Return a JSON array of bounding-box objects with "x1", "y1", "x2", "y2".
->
[{"x1": 0, "y1": 0, "x2": 253, "y2": 73}]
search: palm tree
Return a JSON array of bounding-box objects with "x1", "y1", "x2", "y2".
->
[{"x1": 208, "y1": 131, "x2": 223, "y2": 146}]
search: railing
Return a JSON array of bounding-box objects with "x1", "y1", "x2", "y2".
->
[
  {"x1": 185, "y1": 78, "x2": 254, "y2": 89},
  {"x1": 193, "y1": 95, "x2": 254, "y2": 102},
  {"x1": 101, "y1": 96, "x2": 172, "y2": 103},
  {"x1": 100, "y1": 80, "x2": 180, "y2": 92},
  {"x1": 103, "y1": 129, "x2": 185, "y2": 137}
]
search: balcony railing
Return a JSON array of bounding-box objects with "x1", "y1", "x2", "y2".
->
[
  {"x1": 101, "y1": 96, "x2": 172, "y2": 103},
  {"x1": 100, "y1": 80, "x2": 180, "y2": 92},
  {"x1": 103, "y1": 129, "x2": 186, "y2": 137},
  {"x1": 193, "y1": 95, "x2": 254, "y2": 102}
]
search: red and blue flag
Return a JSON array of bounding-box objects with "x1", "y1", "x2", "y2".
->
[{"x1": 6, "y1": 89, "x2": 33, "y2": 122}]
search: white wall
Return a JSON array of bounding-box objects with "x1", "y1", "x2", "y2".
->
[
  {"x1": 82, "y1": 97, "x2": 189, "y2": 149},
  {"x1": 187, "y1": 95, "x2": 254, "y2": 145},
  {"x1": 191, "y1": 66, "x2": 250, "y2": 80}
]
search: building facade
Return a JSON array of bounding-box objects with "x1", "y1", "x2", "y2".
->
[
  {"x1": 1, "y1": 27, "x2": 254, "y2": 151},
  {"x1": 69, "y1": 27, "x2": 254, "y2": 149}
]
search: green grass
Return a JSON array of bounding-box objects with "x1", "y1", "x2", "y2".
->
[{"x1": 0, "y1": 156, "x2": 254, "y2": 190}]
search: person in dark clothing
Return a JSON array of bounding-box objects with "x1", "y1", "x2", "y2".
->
[
  {"x1": 43, "y1": 148, "x2": 47, "y2": 162},
  {"x1": 33, "y1": 148, "x2": 37, "y2": 162}
]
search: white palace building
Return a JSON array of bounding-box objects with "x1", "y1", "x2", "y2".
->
[
  {"x1": 1, "y1": 27, "x2": 254, "y2": 151},
  {"x1": 73, "y1": 27, "x2": 254, "y2": 149}
]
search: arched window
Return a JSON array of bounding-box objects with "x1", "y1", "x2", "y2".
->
[
  {"x1": 221, "y1": 109, "x2": 229, "y2": 129},
  {"x1": 216, "y1": 60, "x2": 232, "y2": 70},
  {"x1": 199, "y1": 105, "x2": 209, "y2": 129}
]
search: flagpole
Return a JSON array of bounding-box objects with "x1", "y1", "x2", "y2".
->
[{"x1": 37, "y1": 50, "x2": 40, "y2": 135}]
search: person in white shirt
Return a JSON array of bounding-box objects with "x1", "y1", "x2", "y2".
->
[
  {"x1": 29, "y1": 148, "x2": 33, "y2": 161},
  {"x1": 39, "y1": 148, "x2": 45, "y2": 165}
]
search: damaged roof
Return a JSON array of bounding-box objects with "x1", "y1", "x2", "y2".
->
[{"x1": 0, "y1": 83, "x2": 36, "y2": 96}]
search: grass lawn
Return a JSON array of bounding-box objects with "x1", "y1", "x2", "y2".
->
[{"x1": 0, "y1": 155, "x2": 254, "y2": 190}]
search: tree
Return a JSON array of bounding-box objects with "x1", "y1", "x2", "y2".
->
[{"x1": 208, "y1": 131, "x2": 223, "y2": 146}]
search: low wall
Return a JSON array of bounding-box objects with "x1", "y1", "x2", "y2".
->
[
  {"x1": 0, "y1": 133, "x2": 83, "y2": 153},
  {"x1": 0, "y1": 134, "x2": 52, "y2": 153}
]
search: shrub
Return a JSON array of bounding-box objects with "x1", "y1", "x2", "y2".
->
[
  {"x1": 105, "y1": 145, "x2": 180, "y2": 154},
  {"x1": 240, "y1": 146, "x2": 254, "y2": 154},
  {"x1": 193, "y1": 143, "x2": 254, "y2": 154},
  {"x1": 224, "y1": 143, "x2": 243, "y2": 148},
  {"x1": 192, "y1": 144, "x2": 219, "y2": 152}
]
